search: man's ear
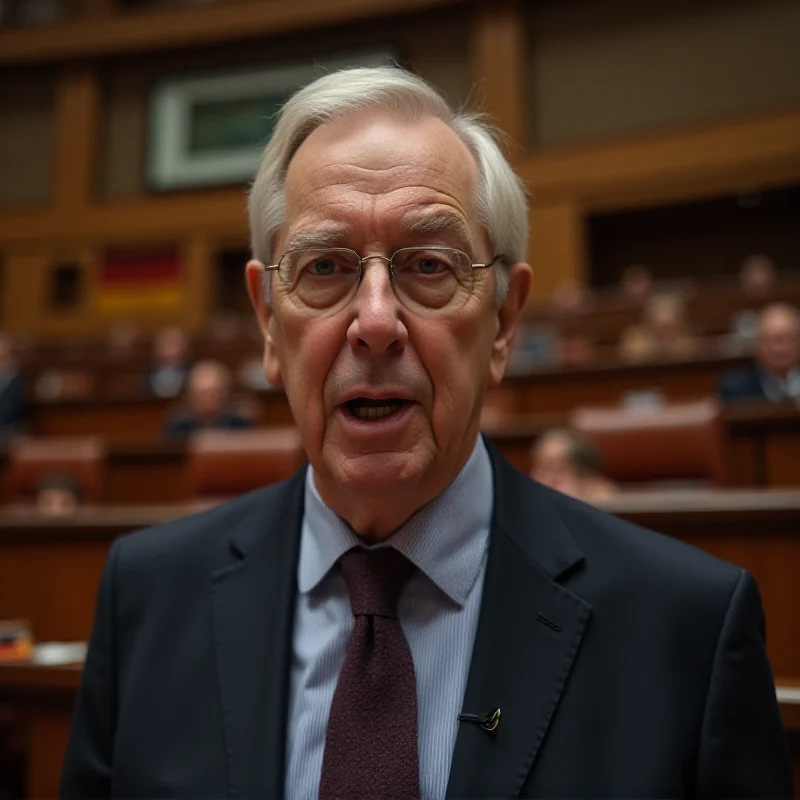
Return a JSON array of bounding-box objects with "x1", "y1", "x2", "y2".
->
[
  {"x1": 488, "y1": 262, "x2": 533, "y2": 386},
  {"x1": 245, "y1": 260, "x2": 283, "y2": 387}
]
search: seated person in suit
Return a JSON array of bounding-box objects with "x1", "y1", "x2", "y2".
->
[
  {"x1": 146, "y1": 327, "x2": 190, "y2": 398},
  {"x1": 530, "y1": 428, "x2": 617, "y2": 502},
  {"x1": 62, "y1": 67, "x2": 791, "y2": 798},
  {"x1": 0, "y1": 332, "x2": 25, "y2": 439},
  {"x1": 35, "y1": 472, "x2": 82, "y2": 518},
  {"x1": 719, "y1": 302, "x2": 800, "y2": 403},
  {"x1": 164, "y1": 360, "x2": 253, "y2": 436}
]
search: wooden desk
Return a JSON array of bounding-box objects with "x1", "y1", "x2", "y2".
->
[
  {"x1": 485, "y1": 403, "x2": 800, "y2": 487},
  {"x1": 1, "y1": 661, "x2": 797, "y2": 799},
  {"x1": 596, "y1": 490, "x2": 800, "y2": 678},
  {"x1": 496, "y1": 351, "x2": 750, "y2": 416},
  {"x1": 0, "y1": 508, "x2": 180, "y2": 642},
  {"x1": 28, "y1": 390, "x2": 296, "y2": 439},
  {"x1": 725, "y1": 403, "x2": 800, "y2": 488},
  {"x1": 1, "y1": 490, "x2": 799, "y2": 670},
  {"x1": 28, "y1": 352, "x2": 751, "y2": 439},
  {"x1": 3, "y1": 403, "x2": 799, "y2": 511},
  {"x1": 777, "y1": 677, "x2": 800, "y2": 794},
  {"x1": 0, "y1": 492, "x2": 798, "y2": 797},
  {"x1": 0, "y1": 662, "x2": 80, "y2": 799}
]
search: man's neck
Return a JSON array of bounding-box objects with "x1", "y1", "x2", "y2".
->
[{"x1": 313, "y1": 437, "x2": 480, "y2": 543}]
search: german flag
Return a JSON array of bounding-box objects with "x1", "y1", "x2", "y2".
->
[{"x1": 97, "y1": 248, "x2": 183, "y2": 314}]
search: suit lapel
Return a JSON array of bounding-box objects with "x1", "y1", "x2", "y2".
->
[
  {"x1": 210, "y1": 469, "x2": 306, "y2": 798},
  {"x1": 447, "y1": 444, "x2": 592, "y2": 798}
]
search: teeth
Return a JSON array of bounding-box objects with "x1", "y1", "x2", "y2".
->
[{"x1": 351, "y1": 403, "x2": 401, "y2": 421}]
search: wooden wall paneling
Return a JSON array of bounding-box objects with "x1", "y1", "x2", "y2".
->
[
  {"x1": 0, "y1": 665, "x2": 81, "y2": 800},
  {"x1": 680, "y1": 534, "x2": 800, "y2": 678},
  {"x1": 182, "y1": 236, "x2": 214, "y2": 333},
  {"x1": 27, "y1": 704, "x2": 73, "y2": 799},
  {"x1": 0, "y1": 250, "x2": 47, "y2": 334},
  {"x1": 0, "y1": 190, "x2": 248, "y2": 246},
  {"x1": 3, "y1": 243, "x2": 100, "y2": 340},
  {"x1": 0, "y1": 64, "x2": 57, "y2": 208},
  {"x1": 54, "y1": 65, "x2": 101, "y2": 216},
  {"x1": 723, "y1": 433, "x2": 760, "y2": 488},
  {"x1": 469, "y1": 0, "x2": 526, "y2": 146},
  {"x1": 517, "y1": 108, "x2": 800, "y2": 210},
  {"x1": 0, "y1": 0, "x2": 464, "y2": 64},
  {"x1": 765, "y1": 430, "x2": 800, "y2": 487},
  {"x1": 0, "y1": 538, "x2": 108, "y2": 641},
  {"x1": 104, "y1": 448, "x2": 189, "y2": 506},
  {"x1": 527, "y1": 200, "x2": 587, "y2": 306},
  {"x1": 75, "y1": 0, "x2": 114, "y2": 19}
]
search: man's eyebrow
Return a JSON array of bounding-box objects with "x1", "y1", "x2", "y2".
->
[
  {"x1": 402, "y1": 212, "x2": 474, "y2": 247},
  {"x1": 283, "y1": 229, "x2": 347, "y2": 252}
]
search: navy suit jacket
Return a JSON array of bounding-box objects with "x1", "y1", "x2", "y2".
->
[
  {"x1": 60, "y1": 443, "x2": 792, "y2": 798},
  {"x1": 718, "y1": 363, "x2": 769, "y2": 403},
  {"x1": 0, "y1": 372, "x2": 25, "y2": 431}
]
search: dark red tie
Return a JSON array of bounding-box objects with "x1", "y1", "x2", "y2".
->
[{"x1": 319, "y1": 548, "x2": 420, "y2": 799}]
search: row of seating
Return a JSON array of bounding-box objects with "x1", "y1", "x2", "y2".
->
[
  {"x1": 4, "y1": 398, "x2": 728, "y2": 510},
  {"x1": 3, "y1": 428, "x2": 305, "y2": 505}
]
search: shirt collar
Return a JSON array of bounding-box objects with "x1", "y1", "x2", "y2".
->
[
  {"x1": 759, "y1": 365, "x2": 800, "y2": 400},
  {"x1": 298, "y1": 435, "x2": 493, "y2": 607}
]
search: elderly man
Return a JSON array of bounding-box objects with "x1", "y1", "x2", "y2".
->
[
  {"x1": 61, "y1": 68, "x2": 791, "y2": 798},
  {"x1": 719, "y1": 302, "x2": 800, "y2": 403}
]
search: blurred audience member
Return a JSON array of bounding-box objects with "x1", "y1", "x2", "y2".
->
[
  {"x1": 35, "y1": 473, "x2": 82, "y2": 518},
  {"x1": 619, "y1": 264, "x2": 654, "y2": 303},
  {"x1": 165, "y1": 360, "x2": 253, "y2": 436},
  {"x1": 530, "y1": 428, "x2": 617, "y2": 502},
  {"x1": 739, "y1": 254, "x2": 777, "y2": 299},
  {"x1": 0, "y1": 333, "x2": 25, "y2": 439},
  {"x1": 550, "y1": 282, "x2": 593, "y2": 316},
  {"x1": 106, "y1": 321, "x2": 141, "y2": 362},
  {"x1": 237, "y1": 356, "x2": 276, "y2": 392},
  {"x1": 718, "y1": 303, "x2": 800, "y2": 403},
  {"x1": 560, "y1": 333, "x2": 597, "y2": 367},
  {"x1": 208, "y1": 312, "x2": 244, "y2": 344},
  {"x1": 618, "y1": 292, "x2": 696, "y2": 362},
  {"x1": 146, "y1": 327, "x2": 190, "y2": 398}
]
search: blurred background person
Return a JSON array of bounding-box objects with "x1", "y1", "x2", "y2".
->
[
  {"x1": 106, "y1": 321, "x2": 141, "y2": 362},
  {"x1": 619, "y1": 264, "x2": 654, "y2": 303},
  {"x1": 739, "y1": 253, "x2": 777, "y2": 300},
  {"x1": 165, "y1": 359, "x2": 253, "y2": 436},
  {"x1": 35, "y1": 473, "x2": 82, "y2": 518},
  {"x1": 718, "y1": 302, "x2": 800, "y2": 403},
  {"x1": 145, "y1": 327, "x2": 191, "y2": 399},
  {"x1": 530, "y1": 428, "x2": 617, "y2": 502},
  {"x1": 0, "y1": 332, "x2": 25, "y2": 440},
  {"x1": 618, "y1": 291, "x2": 697, "y2": 362}
]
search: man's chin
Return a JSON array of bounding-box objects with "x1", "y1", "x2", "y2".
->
[{"x1": 327, "y1": 450, "x2": 429, "y2": 496}]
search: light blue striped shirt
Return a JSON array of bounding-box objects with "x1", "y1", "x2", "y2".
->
[{"x1": 285, "y1": 436, "x2": 493, "y2": 799}]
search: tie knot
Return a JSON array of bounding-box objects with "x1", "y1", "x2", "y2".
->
[{"x1": 338, "y1": 548, "x2": 415, "y2": 618}]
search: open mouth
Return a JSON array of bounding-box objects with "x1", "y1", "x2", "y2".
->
[{"x1": 344, "y1": 398, "x2": 409, "y2": 421}]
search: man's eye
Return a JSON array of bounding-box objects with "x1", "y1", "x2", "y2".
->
[
  {"x1": 309, "y1": 259, "x2": 336, "y2": 276},
  {"x1": 416, "y1": 257, "x2": 445, "y2": 275}
]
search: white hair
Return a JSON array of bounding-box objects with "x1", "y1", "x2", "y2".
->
[{"x1": 248, "y1": 66, "x2": 528, "y2": 304}]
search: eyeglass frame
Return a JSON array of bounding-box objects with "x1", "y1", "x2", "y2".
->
[{"x1": 262, "y1": 245, "x2": 505, "y2": 306}]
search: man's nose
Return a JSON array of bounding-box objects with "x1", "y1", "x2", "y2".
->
[{"x1": 346, "y1": 258, "x2": 408, "y2": 354}]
